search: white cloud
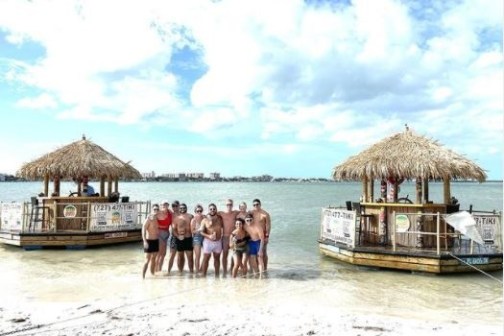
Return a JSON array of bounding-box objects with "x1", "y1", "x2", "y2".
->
[{"x1": 0, "y1": 0, "x2": 501, "y2": 177}]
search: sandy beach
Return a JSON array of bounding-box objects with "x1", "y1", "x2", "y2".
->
[{"x1": 1, "y1": 273, "x2": 502, "y2": 336}]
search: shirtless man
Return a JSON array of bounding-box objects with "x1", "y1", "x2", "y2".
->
[
  {"x1": 218, "y1": 199, "x2": 240, "y2": 275},
  {"x1": 167, "y1": 200, "x2": 180, "y2": 273},
  {"x1": 200, "y1": 204, "x2": 224, "y2": 277},
  {"x1": 244, "y1": 213, "x2": 264, "y2": 276},
  {"x1": 251, "y1": 198, "x2": 271, "y2": 271},
  {"x1": 156, "y1": 201, "x2": 172, "y2": 272},
  {"x1": 142, "y1": 205, "x2": 160, "y2": 279},
  {"x1": 172, "y1": 203, "x2": 194, "y2": 273}
]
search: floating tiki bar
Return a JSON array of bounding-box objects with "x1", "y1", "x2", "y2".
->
[
  {"x1": 0, "y1": 135, "x2": 150, "y2": 249},
  {"x1": 319, "y1": 125, "x2": 502, "y2": 274}
]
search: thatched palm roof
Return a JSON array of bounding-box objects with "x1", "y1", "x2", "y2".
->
[
  {"x1": 17, "y1": 136, "x2": 141, "y2": 180},
  {"x1": 332, "y1": 127, "x2": 487, "y2": 182}
]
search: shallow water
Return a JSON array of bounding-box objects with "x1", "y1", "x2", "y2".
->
[{"x1": 0, "y1": 181, "x2": 502, "y2": 326}]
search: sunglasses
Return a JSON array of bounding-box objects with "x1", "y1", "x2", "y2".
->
[
  {"x1": 196, "y1": 209, "x2": 203, "y2": 213},
  {"x1": 172, "y1": 204, "x2": 179, "y2": 207},
  {"x1": 153, "y1": 208, "x2": 159, "y2": 211},
  {"x1": 209, "y1": 208, "x2": 217, "y2": 211},
  {"x1": 245, "y1": 218, "x2": 253, "y2": 221},
  {"x1": 253, "y1": 203, "x2": 260, "y2": 207}
]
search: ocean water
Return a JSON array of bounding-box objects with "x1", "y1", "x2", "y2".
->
[{"x1": 0, "y1": 181, "x2": 502, "y2": 327}]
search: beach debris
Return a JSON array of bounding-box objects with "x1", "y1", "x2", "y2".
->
[
  {"x1": 10, "y1": 317, "x2": 28, "y2": 323},
  {"x1": 90, "y1": 309, "x2": 104, "y2": 314}
]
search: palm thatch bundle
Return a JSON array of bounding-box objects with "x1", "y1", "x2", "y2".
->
[
  {"x1": 332, "y1": 127, "x2": 486, "y2": 182},
  {"x1": 17, "y1": 136, "x2": 141, "y2": 180}
]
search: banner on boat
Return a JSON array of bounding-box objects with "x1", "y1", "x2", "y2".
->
[
  {"x1": 89, "y1": 202, "x2": 140, "y2": 232},
  {"x1": 474, "y1": 214, "x2": 502, "y2": 246},
  {"x1": 320, "y1": 208, "x2": 356, "y2": 247},
  {"x1": 0, "y1": 202, "x2": 23, "y2": 231}
]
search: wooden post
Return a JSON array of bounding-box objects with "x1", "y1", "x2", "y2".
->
[
  {"x1": 380, "y1": 179, "x2": 387, "y2": 202},
  {"x1": 362, "y1": 176, "x2": 368, "y2": 202},
  {"x1": 100, "y1": 176, "x2": 105, "y2": 196},
  {"x1": 436, "y1": 212, "x2": 440, "y2": 255},
  {"x1": 86, "y1": 202, "x2": 91, "y2": 232},
  {"x1": 367, "y1": 178, "x2": 374, "y2": 203},
  {"x1": 44, "y1": 174, "x2": 49, "y2": 196},
  {"x1": 443, "y1": 178, "x2": 451, "y2": 204},
  {"x1": 392, "y1": 210, "x2": 396, "y2": 252},
  {"x1": 107, "y1": 176, "x2": 113, "y2": 196},
  {"x1": 423, "y1": 179, "x2": 429, "y2": 203},
  {"x1": 114, "y1": 179, "x2": 119, "y2": 193},
  {"x1": 53, "y1": 175, "x2": 60, "y2": 196},
  {"x1": 415, "y1": 178, "x2": 422, "y2": 204}
]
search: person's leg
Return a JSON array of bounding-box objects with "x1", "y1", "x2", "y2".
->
[
  {"x1": 249, "y1": 255, "x2": 258, "y2": 274},
  {"x1": 186, "y1": 251, "x2": 194, "y2": 272},
  {"x1": 168, "y1": 248, "x2": 176, "y2": 273},
  {"x1": 157, "y1": 240, "x2": 167, "y2": 272},
  {"x1": 194, "y1": 245, "x2": 201, "y2": 273},
  {"x1": 241, "y1": 253, "x2": 248, "y2": 276},
  {"x1": 231, "y1": 253, "x2": 239, "y2": 278},
  {"x1": 142, "y1": 253, "x2": 151, "y2": 279},
  {"x1": 213, "y1": 252, "x2": 221, "y2": 277},
  {"x1": 263, "y1": 242, "x2": 268, "y2": 271},
  {"x1": 221, "y1": 236, "x2": 229, "y2": 275},
  {"x1": 150, "y1": 252, "x2": 158, "y2": 275},
  {"x1": 177, "y1": 250, "x2": 185, "y2": 272},
  {"x1": 201, "y1": 254, "x2": 211, "y2": 276}
]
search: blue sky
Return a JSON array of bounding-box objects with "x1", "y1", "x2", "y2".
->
[{"x1": 0, "y1": 0, "x2": 502, "y2": 179}]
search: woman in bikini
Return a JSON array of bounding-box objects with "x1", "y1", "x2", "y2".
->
[
  {"x1": 191, "y1": 204, "x2": 205, "y2": 273},
  {"x1": 229, "y1": 218, "x2": 249, "y2": 278}
]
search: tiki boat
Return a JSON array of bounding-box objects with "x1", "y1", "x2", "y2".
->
[
  {"x1": 0, "y1": 136, "x2": 150, "y2": 249},
  {"x1": 319, "y1": 126, "x2": 502, "y2": 274}
]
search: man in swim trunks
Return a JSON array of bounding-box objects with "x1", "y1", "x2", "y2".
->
[
  {"x1": 218, "y1": 198, "x2": 240, "y2": 275},
  {"x1": 156, "y1": 201, "x2": 172, "y2": 272},
  {"x1": 251, "y1": 198, "x2": 271, "y2": 271},
  {"x1": 200, "y1": 204, "x2": 224, "y2": 277},
  {"x1": 172, "y1": 203, "x2": 194, "y2": 273},
  {"x1": 244, "y1": 213, "x2": 264, "y2": 276},
  {"x1": 142, "y1": 205, "x2": 160, "y2": 279}
]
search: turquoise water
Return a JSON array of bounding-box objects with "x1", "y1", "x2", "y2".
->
[{"x1": 0, "y1": 181, "x2": 502, "y2": 327}]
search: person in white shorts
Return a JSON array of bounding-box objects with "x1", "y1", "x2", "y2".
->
[{"x1": 200, "y1": 204, "x2": 224, "y2": 277}]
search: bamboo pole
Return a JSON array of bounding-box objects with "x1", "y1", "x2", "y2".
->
[
  {"x1": 44, "y1": 174, "x2": 49, "y2": 196},
  {"x1": 362, "y1": 176, "x2": 368, "y2": 202},
  {"x1": 415, "y1": 178, "x2": 422, "y2": 204},
  {"x1": 423, "y1": 179, "x2": 429, "y2": 203},
  {"x1": 367, "y1": 178, "x2": 374, "y2": 203},
  {"x1": 100, "y1": 176, "x2": 105, "y2": 196},
  {"x1": 443, "y1": 178, "x2": 451, "y2": 204},
  {"x1": 107, "y1": 176, "x2": 113, "y2": 196}
]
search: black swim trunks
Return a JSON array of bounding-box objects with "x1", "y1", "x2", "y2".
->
[
  {"x1": 175, "y1": 237, "x2": 193, "y2": 252},
  {"x1": 144, "y1": 239, "x2": 159, "y2": 253}
]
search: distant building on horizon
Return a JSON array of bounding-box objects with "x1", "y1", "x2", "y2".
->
[
  {"x1": 142, "y1": 171, "x2": 156, "y2": 179},
  {"x1": 209, "y1": 172, "x2": 220, "y2": 180}
]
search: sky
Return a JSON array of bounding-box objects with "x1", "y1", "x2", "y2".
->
[{"x1": 0, "y1": 0, "x2": 502, "y2": 179}]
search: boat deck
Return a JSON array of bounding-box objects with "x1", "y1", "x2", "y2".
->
[{"x1": 318, "y1": 238, "x2": 503, "y2": 273}]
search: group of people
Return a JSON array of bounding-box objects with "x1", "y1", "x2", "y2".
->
[{"x1": 142, "y1": 198, "x2": 271, "y2": 279}]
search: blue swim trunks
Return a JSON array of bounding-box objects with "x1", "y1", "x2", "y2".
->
[{"x1": 247, "y1": 240, "x2": 261, "y2": 256}]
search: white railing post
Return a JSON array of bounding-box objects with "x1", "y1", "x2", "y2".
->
[
  {"x1": 436, "y1": 212, "x2": 440, "y2": 255},
  {"x1": 392, "y1": 210, "x2": 396, "y2": 252}
]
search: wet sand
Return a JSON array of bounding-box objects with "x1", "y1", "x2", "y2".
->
[{"x1": 1, "y1": 274, "x2": 502, "y2": 336}]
